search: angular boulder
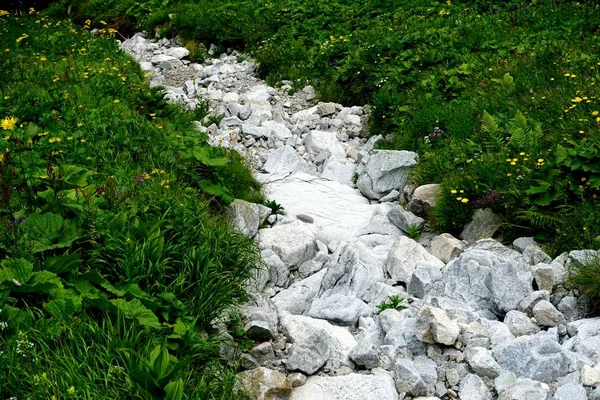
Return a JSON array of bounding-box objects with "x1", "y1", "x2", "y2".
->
[{"x1": 356, "y1": 150, "x2": 418, "y2": 200}]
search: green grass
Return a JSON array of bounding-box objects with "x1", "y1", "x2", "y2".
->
[{"x1": 0, "y1": 9, "x2": 262, "y2": 398}]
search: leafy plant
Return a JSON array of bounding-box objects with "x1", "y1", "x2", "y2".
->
[
  {"x1": 566, "y1": 255, "x2": 600, "y2": 315},
  {"x1": 376, "y1": 295, "x2": 407, "y2": 315},
  {"x1": 406, "y1": 224, "x2": 422, "y2": 241}
]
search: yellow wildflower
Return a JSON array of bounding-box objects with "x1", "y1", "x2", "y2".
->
[
  {"x1": 40, "y1": 175, "x2": 48, "y2": 179},
  {"x1": 461, "y1": 198, "x2": 469, "y2": 203},
  {"x1": 100, "y1": 20, "x2": 107, "y2": 25},
  {"x1": 16, "y1": 34, "x2": 29, "y2": 43},
  {"x1": 1, "y1": 116, "x2": 18, "y2": 130},
  {"x1": 113, "y1": 99, "x2": 120, "y2": 103},
  {"x1": 77, "y1": 122, "x2": 84, "y2": 127},
  {"x1": 28, "y1": 7, "x2": 35, "y2": 14},
  {"x1": 450, "y1": 189, "x2": 457, "y2": 194},
  {"x1": 572, "y1": 97, "x2": 583, "y2": 103},
  {"x1": 67, "y1": 387, "x2": 76, "y2": 395},
  {"x1": 519, "y1": 152, "x2": 526, "y2": 156},
  {"x1": 0, "y1": 10, "x2": 9, "y2": 17},
  {"x1": 80, "y1": 139, "x2": 86, "y2": 143},
  {"x1": 596, "y1": 117, "x2": 600, "y2": 123},
  {"x1": 456, "y1": 197, "x2": 463, "y2": 201},
  {"x1": 593, "y1": 111, "x2": 599, "y2": 116}
]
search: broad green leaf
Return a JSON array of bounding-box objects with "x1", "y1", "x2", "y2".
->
[
  {"x1": 12, "y1": 271, "x2": 62, "y2": 293},
  {"x1": 43, "y1": 254, "x2": 81, "y2": 274},
  {"x1": 164, "y1": 379, "x2": 185, "y2": 400},
  {"x1": 0, "y1": 258, "x2": 34, "y2": 284},
  {"x1": 193, "y1": 146, "x2": 229, "y2": 167},
  {"x1": 150, "y1": 345, "x2": 170, "y2": 379},
  {"x1": 60, "y1": 165, "x2": 93, "y2": 188},
  {"x1": 25, "y1": 212, "x2": 81, "y2": 252},
  {"x1": 199, "y1": 180, "x2": 235, "y2": 204},
  {"x1": 109, "y1": 298, "x2": 161, "y2": 329}
]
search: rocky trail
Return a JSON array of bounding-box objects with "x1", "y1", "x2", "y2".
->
[{"x1": 120, "y1": 34, "x2": 600, "y2": 400}]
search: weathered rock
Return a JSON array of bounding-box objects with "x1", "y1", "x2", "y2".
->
[
  {"x1": 241, "y1": 306, "x2": 279, "y2": 342},
  {"x1": 531, "y1": 264, "x2": 555, "y2": 292},
  {"x1": 285, "y1": 332, "x2": 329, "y2": 374},
  {"x1": 356, "y1": 150, "x2": 418, "y2": 200},
  {"x1": 350, "y1": 317, "x2": 384, "y2": 369},
  {"x1": 263, "y1": 145, "x2": 310, "y2": 174},
  {"x1": 532, "y1": 300, "x2": 565, "y2": 327},
  {"x1": 304, "y1": 130, "x2": 346, "y2": 158},
  {"x1": 492, "y1": 332, "x2": 571, "y2": 383},
  {"x1": 553, "y1": 382, "x2": 587, "y2": 400},
  {"x1": 251, "y1": 342, "x2": 275, "y2": 365},
  {"x1": 430, "y1": 233, "x2": 465, "y2": 264},
  {"x1": 386, "y1": 236, "x2": 444, "y2": 284},
  {"x1": 415, "y1": 305, "x2": 460, "y2": 346},
  {"x1": 321, "y1": 156, "x2": 356, "y2": 187},
  {"x1": 581, "y1": 365, "x2": 600, "y2": 387},
  {"x1": 317, "y1": 102, "x2": 338, "y2": 116},
  {"x1": 289, "y1": 373, "x2": 398, "y2": 400},
  {"x1": 460, "y1": 208, "x2": 502, "y2": 244},
  {"x1": 385, "y1": 317, "x2": 427, "y2": 355},
  {"x1": 306, "y1": 294, "x2": 371, "y2": 326},
  {"x1": 236, "y1": 367, "x2": 292, "y2": 400},
  {"x1": 504, "y1": 310, "x2": 540, "y2": 337},
  {"x1": 229, "y1": 199, "x2": 271, "y2": 238},
  {"x1": 387, "y1": 206, "x2": 425, "y2": 232},
  {"x1": 513, "y1": 237, "x2": 537, "y2": 252},
  {"x1": 497, "y1": 379, "x2": 550, "y2": 400},
  {"x1": 518, "y1": 290, "x2": 551, "y2": 315},
  {"x1": 465, "y1": 346, "x2": 503, "y2": 378},
  {"x1": 280, "y1": 314, "x2": 357, "y2": 369},
  {"x1": 408, "y1": 267, "x2": 443, "y2": 299},
  {"x1": 259, "y1": 221, "x2": 315, "y2": 268},
  {"x1": 272, "y1": 269, "x2": 326, "y2": 315},
  {"x1": 459, "y1": 374, "x2": 492, "y2": 400},
  {"x1": 394, "y1": 358, "x2": 430, "y2": 397},
  {"x1": 166, "y1": 46, "x2": 190, "y2": 59},
  {"x1": 407, "y1": 184, "x2": 440, "y2": 218}
]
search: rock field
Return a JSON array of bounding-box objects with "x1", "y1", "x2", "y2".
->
[{"x1": 120, "y1": 33, "x2": 600, "y2": 400}]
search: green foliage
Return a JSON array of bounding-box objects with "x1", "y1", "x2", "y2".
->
[
  {"x1": 405, "y1": 224, "x2": 422, "y2": 241},
  {"x1": 376, "y1": 295, "x2": 407, "y2": 315},
  {"x1": 0, "y1": 11, "x2": 262, "y2": 398},
  {"x1": 566, "y1": 256, "x2": 600, "y2": 315}
]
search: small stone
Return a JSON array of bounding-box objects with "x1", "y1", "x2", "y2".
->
[
  {"x1": 236, "y1": 367, "x2": 292, "y2": 400},
  {"x1": 288, "y1": 372, "x2": 307, "y2": 387},
  {"x1": 430, "y1": 233, "x2": 465, "y2": 264},
  {"x1": 532, "y1": 300, "x2": 565, "y2": 327},
  {"x1": 459, "y1": 374, "x2": 492, "y2": 400},
  {"x1": 465, "y1": 346, "x2": 502, "y2": 378},
  {"x1": 251, "y1": 342, "x2": 275, "y2": 365},
  {"x1": 581, "y1": 365, "x2": 600, "y2": 387},
  {"x1": 446, "y1": 369, "x2": 460, "y2": 386},
  {"x1": 415, "y1": 305, "x2": 460, "y2": 346},
  {"x1": 504, "y1": 310, "x2": 540, "y2": 337}
]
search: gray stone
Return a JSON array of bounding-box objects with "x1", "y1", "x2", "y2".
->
[
  {"x1": 356, "y1": 150, "x2": 418, "y2": 200},
  {"x1": 298, "y1": 259, "x2": 323, "y2": 279},
  {"x1": 413, "y1": 356, "x2": 438, "y2": 390},
  {"x1": 285, "y1": 333, "x2": 328, "y2": 374},
  {"x1": 259, "y1": 221, "x2": 316, "y2": 268},
  {"x1": 497, "y1": 379, "x2": 550, "y2": 400},
  {"x1": 430, "y1": 233, "x2": 465, "y2": 264},
  {"x1": 289, "y1": 373, "x2": 398, "y2": 400},
  {"x1": 460, "y1": 208, "x2": 503, "y2": 244},
  {"x1": 280, "y1": 314, "x2": 357, "y2": 370},
  {"x1": 386, "y1": 236, "x2": 444, "y2": 284},
  {"x1": 304, "y1": 130, "x2": 346, "y2": 158},
  {"x1": 387, "y1": 206, "x2": 425, "y2": 232},
  {"x1": 408, "y1": 184, "x2": 440, "y2": 218},
  {"x1": 241, "y1": 306, "x2": 278, "y2": 342},
  {"x1": 241, "y1": 123, "x2": 270, "y2": 138},
  {"x1": 415, "y1": 305, "x2": 460, "y2": 346},
  {"x1": 317, "y1": 102, "x2": 338, "y2": 116},
  {"x1": 306, "y1": 294, "x2": 371, "y2": 326},
  {"x1": 567, "y1": 250, "x2": 598, "y2": 267},
  {"x1": 553, "y1": 382, "x2": 587, "y2": 400},
  {"x1": 493, "y1": 332, "x2": 571, "y2": 383},
  {"x1": 523, "y1": 244, "x2": 552, "y2": 265},
  {"x1": 321, "y1": 156, "x2": 356, "y2": 187},
  {"x1": 273, "y1": 269, "x2": 327, "y2": 315},
  {"x1": 229, "y1": 199, "x2": 271, "y2": 238},
  {"x1": 166, "y1": 46, "x2": 190, "y2": 59},
  {"x1": 557, "y1": 296, "x2": 580, "y2": 322},
  {"x1": 532, "y1": 300, "x2": 565, "y2": 327},
  {"x1": 532, "y1": 264, "x2": 555, "y2": 292},
  {"x1": 394, "y1": 358, "x2": 429, "y2": 397},
  {"x1": 385, "y1": 317, "x2": 427, "y2": 355},
  {"x1": 513, "y1": 237, "x2": 537, "y2": 252},
  {"x1": 518, "y1": 291, "x2": 551, "y2": 315},
  {"x1": 302, "y1": 85, "x2": 316, "y2": 101},
  {"x1": 440, "y1": 248, "x2": 534, "y2": 316},
  {"x1": 262, "y1": 248, "x2": 289, "y2": 288},
  {"x1": 459, "y1": 374, "x2": 492, "y2": 400},
  {"x1": 350, "y1": 317, "x2": 384, "y2": 369},
  {"x1": 263, "y1": 145, "x2": 309, "y2": 174},
  {"x1": 466, "y1": 346, "x2": 503, "y2": 378},
  {"x1": 408, "y1": 267, "x2": 443, "y2": 299},
  {"x1": 495, "y1": 371, "x2": 517, "y2": 394},
  {"x1": 251, "y1": 342, "x2": 275, "y2": 365},
  {"x1": 288, "y1": 372, "x2": 306, "y2": 387},
  {"x1": 262, "y1": 120, "x2": 292, "y2": 141},
  {"x1": 504, "y1": 310, "x2": 540, "y2": 337}
]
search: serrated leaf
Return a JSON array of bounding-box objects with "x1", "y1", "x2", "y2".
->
[
  {"x1": 13, "y1": 270, "x2": 62, "y2": 293},
  {"x1": 109, "y1": 298, "x2": 161, "y2": 329}
]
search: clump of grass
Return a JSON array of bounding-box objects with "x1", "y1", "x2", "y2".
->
[
  {"x1": 376, "y1": 295, "x2": 407, "y2": 315},
  {"x1": 566, "y1": 256, "x2": 600, "y2": 315}
]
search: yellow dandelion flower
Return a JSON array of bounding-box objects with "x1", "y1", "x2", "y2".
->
[
  {"x1": 451, "y1": 189, "x2": 457, "y2": 194},
  {"x1": 596, "y1": 117, "x2": 600, "y2": 123},
  {"x1": 0, "y1": 10, "x2": 9, "y2": 17},
  {"x1": 456, "y1": 197, "x2": 463, "y2": 201},
  {"x1": 564, "y1": 73, "x2": 571, "y2": 77},
  {"x1": 579, "y1": 130, "x2": 585, "y2": 134},
  {"x1": 1, "y1": 116, "x2": 18, "y2": 130},
  {"x1": 537, "y1": 158, "x2": 544, "y2": 163},
  {"x1": 519, "y1": 152, "x2": 526, "y2": 156},
  {"x1": 510, "y1": 161, "x2": 516, "y2": 166},
  {"x1": 572, "y1": 97, "x2": 583, "y2": 103},
  {"x1": 113, "y1": 99, "x2": 120, "y2": 103},
  {"x1": 593, "y1": 111, "x2": 599, "y2": 116},
  {"x1": 461, "y1": 198, "x2": 469, "y2": 203},
  {"x1": 507, "y1": 173, "x2": 512, "y2": 176}
]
